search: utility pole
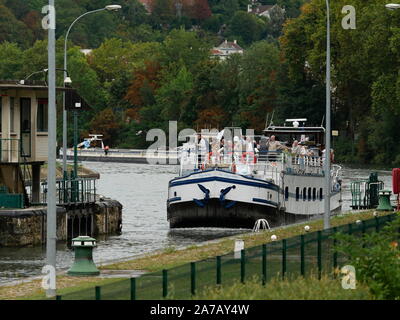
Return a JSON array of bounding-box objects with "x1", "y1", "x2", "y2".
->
[
  {"x1": 324, "y1": 0, "x2": 331, "y2": 230},
  {"x1": 46, "y1": 0, "x2": 57, "y2": 297}
]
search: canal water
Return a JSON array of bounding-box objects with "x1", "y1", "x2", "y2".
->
[{"x1": 0, "y1": 162, "x2": 393, "y2": 285}]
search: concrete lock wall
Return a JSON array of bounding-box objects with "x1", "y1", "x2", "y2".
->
[{"x1": 0, "y1": 199, "x2": 122, "y2": 247}]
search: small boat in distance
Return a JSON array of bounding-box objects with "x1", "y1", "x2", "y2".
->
[{"x1": 167, "y1": 120, "x2": 342, "y2": 229}]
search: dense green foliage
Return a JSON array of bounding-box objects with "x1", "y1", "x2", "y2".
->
[
  {"x1": 334, "y1": 215, "x2": 400, "y2": 300},
  {"x1": 1, "y1": 0, "x2": 399, "y2": 165}
]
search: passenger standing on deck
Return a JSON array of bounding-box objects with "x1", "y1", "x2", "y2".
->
[
  {"x1": 197, "y1": 134, "x2": 209, "y2": 168},
  {"x1": 267, "y1": 135, "x2": 283, "y2": 161}
]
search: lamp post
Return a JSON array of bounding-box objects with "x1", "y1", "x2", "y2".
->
[
  {"x1": 47, "y1": 0, "x2": 57, "y2": 298},
  {"x1": 62, "y1": 4, "x2": 122, "y2": 178},
  {"x1": 386, "y1": 3, "x2": 400, "y2": 10},
  {"x1": 324, "y1": 0, "x2": 331, "y2": 230}
]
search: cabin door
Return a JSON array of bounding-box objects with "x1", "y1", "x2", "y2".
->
[{"x1": 20, "y1": 98, "x2": 31, "y2": 158}]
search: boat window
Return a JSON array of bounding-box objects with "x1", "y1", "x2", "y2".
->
[
  {"x1": 320, "y1": 188, "x2": 323, "y2": 200},
  {"x1": 313, "y1": 188, "x2": 316, "y2": 201},
  {"x1": 303, "y1": 187, "x2": 307, "y2": 201},
  {"x1": 308, "y1": 188, "x2": 312, "y2": 201},
  {"x1": 285, "y1": 187, "x2": 289, "y2": 201},
  {"x1": 296, "y1": 187, "x2": 299, "y2": 201}
]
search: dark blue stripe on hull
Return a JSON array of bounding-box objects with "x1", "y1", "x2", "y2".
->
[{"x1": 169, "y1": 176, "x2": 279, "y2": 191}]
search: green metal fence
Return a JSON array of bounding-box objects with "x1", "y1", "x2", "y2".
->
[
  {"x1": 55, "y1": 214, "x2": 396, "y2": 300},
  {"x1": 37, "y1": 177, "x2": 97, "y2": 205}
]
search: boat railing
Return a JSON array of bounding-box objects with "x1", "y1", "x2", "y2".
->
[
  {"x1": 283, "y1": 153, "x2": 325, "y2": 175},
  {"x1": 179, "y1": 149, "x2": 284, "y2": 181}
]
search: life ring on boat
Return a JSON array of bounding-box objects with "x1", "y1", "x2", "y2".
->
[{"x1": 241, "y1": 152, "x2": 256, "y2": 164}]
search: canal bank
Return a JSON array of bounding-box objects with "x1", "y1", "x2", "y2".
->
[
  {"x1": 0, "y1": 209, "x2": 394, "y2": 300},
  {"x1": 0, "y1": 162, "x2": 393, "y2": 286},
  {"x1": 0, "y1": 198, "x2": 122, "y2": 247}
]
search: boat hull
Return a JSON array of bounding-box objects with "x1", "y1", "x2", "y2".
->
[
  {"x1": 168, "y1": 199, "x2": 341, "y2": 229},
  {"x1": 167, "y1": 168, "x2": 342, "y2": 229}
]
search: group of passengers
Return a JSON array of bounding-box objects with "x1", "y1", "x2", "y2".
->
[{"x1": 196, "y1": 134, "x2": 331, "y2": 167}]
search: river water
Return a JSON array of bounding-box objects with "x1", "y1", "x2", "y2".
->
[{"x1": 0, "y1": 162, "x2": 393, "y2": 285}]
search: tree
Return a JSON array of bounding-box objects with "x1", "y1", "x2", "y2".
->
[
  {"x1": 89, "y1": 39, "x2": 160, "y2": 83},
  {"x1": 236, "y1": 41, "x2": 280, "y2": 130},
  {"x1": 228, "y1": 11, "x2": 267, "y2": 45},
  {"x1": 0, "y1": 5, "x2": 33, "y2": 48},
  {"x1": 0, "y1": 42, "x2": 23, "y2": 79},
  {"x1": 157, "y1": 65, "x2": 194, "y2": 121},
  {"x1": 125, "y1": 60, "x2": 161, "y2": 108},
  {"x1": 160, "y1": 28, "x2": 212, "y2": 72},
  {"x1": 89, "y1": 107, "x2": 121, "y2": 144}
]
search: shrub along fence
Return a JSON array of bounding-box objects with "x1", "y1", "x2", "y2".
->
[{"x1": 55, "y1": 214, "x2": 396, "y2": 300}]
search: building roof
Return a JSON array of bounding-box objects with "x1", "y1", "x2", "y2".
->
[
  {"x1": 216, "y1": 40, "x2": 244, "y2": 51},
  {"x1": 0, "y1": 81, "x2": 75, "y2": 92},
  {"x1": 249, "y1": 4, "x2": 274, "y2": 15}
]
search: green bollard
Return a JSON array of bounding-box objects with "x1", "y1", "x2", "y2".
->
[
  {"x1": 377, "y1": 190, "x2": 393, "y2": 211},
  {"x1": 67, "y1": 236, "x2": 100, "y2": 276}
]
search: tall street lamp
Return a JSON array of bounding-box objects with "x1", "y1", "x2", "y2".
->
[
  {"x1": 386, "y1": 3, "x2": 400, "y2": 10},
  {"x1": 47, "y1": 0, "x2": 57, "y2": 298},
  {"x1": 324, "y1": 0, "x2": 331, "y2": 230},
  {"x1": 62, "y1": 4, "x2": 122, "y2": 178}
]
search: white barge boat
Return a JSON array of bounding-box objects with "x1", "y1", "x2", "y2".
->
[{"x1": 167, "y1": 120, "x2": 342, "y2": 228}]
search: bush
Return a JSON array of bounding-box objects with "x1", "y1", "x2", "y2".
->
[{"x1": 333, "y1": 215, "x2": 400, "y2": 300}]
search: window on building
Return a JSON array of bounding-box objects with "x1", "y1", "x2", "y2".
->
[
  {"x1": 313, "y1": 188, "x2": 316, "y2": 201},
  {"x1": 303, "y1": 187, "x2": 307, "y2": 201},
  {"x1": 285, "y1": 187, "x2": 289, "y2": 201},
  {"x1": 296, "y1": 187, "x2": 300, "y2": 201},
  {"x1": 320, "y1": 188, "x2": 323, "y2": 200},
  {"x1": 37, "y1": 99, "x2": 48, "y2": 132},
  {"x1": 308, "y1": 188, "x2": 312, "y2": 201},
  {"x1": 10, "y1": 97, "x2": 15, "y2": 132}
]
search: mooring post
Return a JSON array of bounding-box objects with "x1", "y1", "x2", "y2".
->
[
  {"x1": 282, "y1": 239, "x2": 287, "y2": 279},
  {"x1": 300, "y1": 235, "x2": 305, "y2": 276},
  {"x1": 162, "y1": 269, "x2": 168, "y2": 298},
  {"x1": 95, "y1": 286, "x2": 101, "y2": 300},
  {"x1": 262, "y1": 244, "x2": 267, "y2": 285},
  {"x1": 216, "y1": 256, "x2": 221, "y2": 285},
  {"x1": 130, "y1": 278, "x2": 136, "y2": 300},
  {"x1": 240, "y1": 249, "x2": 246, "y2": 283},
  {"x1": 191, "y1": 262, "x2": 196, "y2": 296},
  {"x1": 317, "y1": 231, "x2": 322, "y2": 280}
]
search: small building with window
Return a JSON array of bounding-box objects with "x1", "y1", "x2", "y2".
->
[{"x1": 0, "y1": 81, "x2": 73, "y2": 207}]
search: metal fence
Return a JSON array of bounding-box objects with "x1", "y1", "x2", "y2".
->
[
  {"x1": 54, "y1": 214, "x2": 396, "y2": 300},
  {"x1": 30, "y1": 177, "x2": 97, "y2": 206}
]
